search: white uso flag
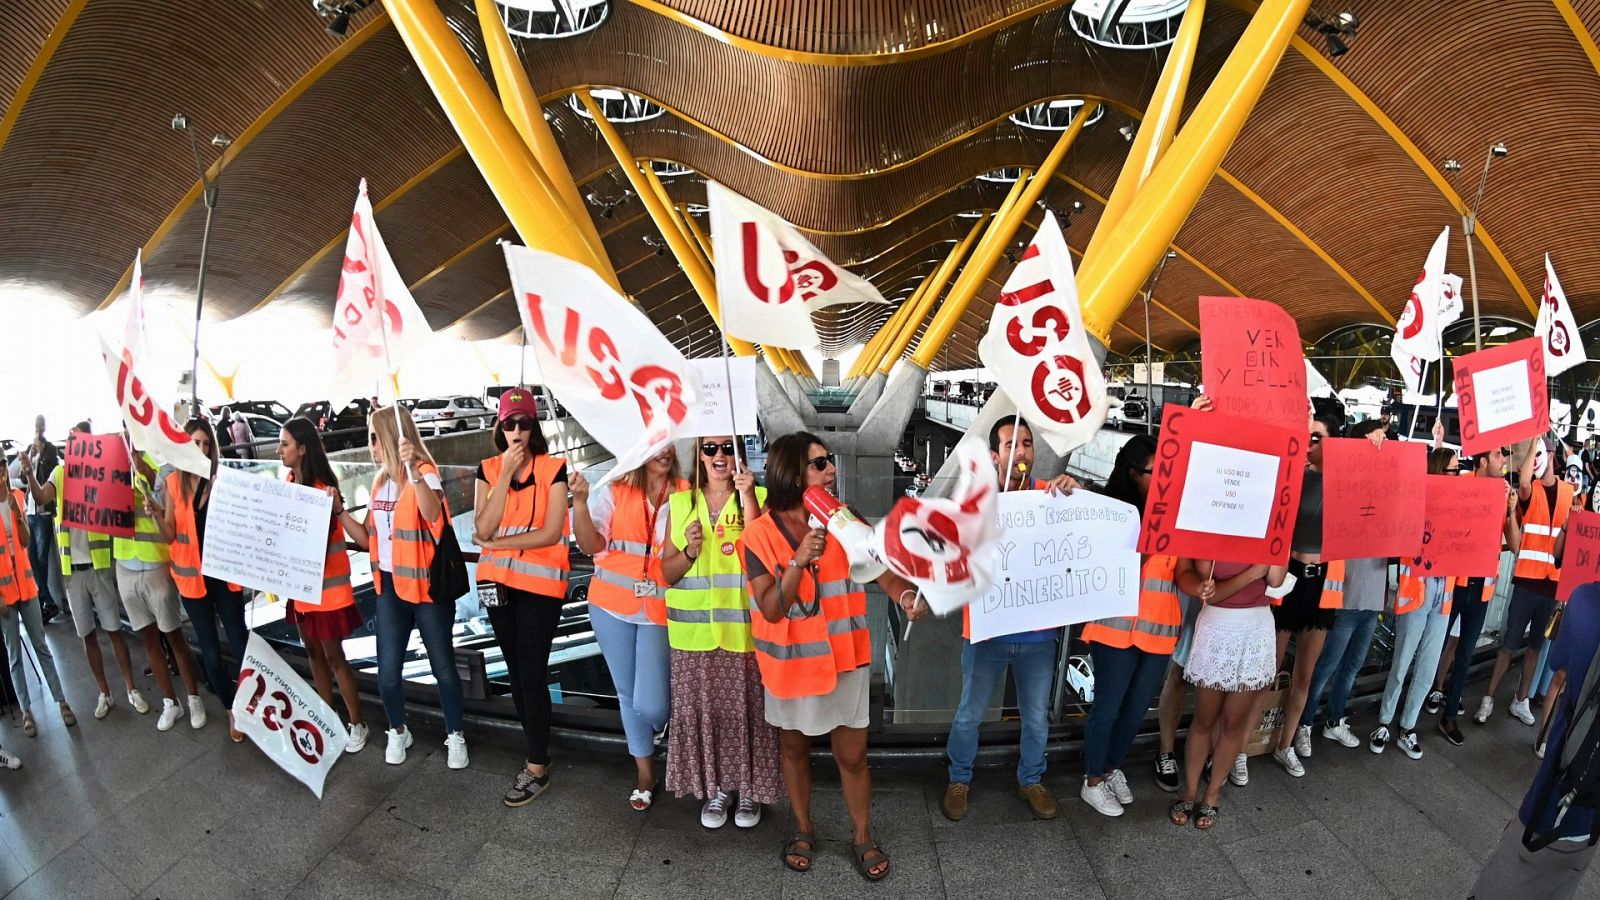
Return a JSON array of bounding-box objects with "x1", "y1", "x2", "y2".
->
[
  {"x1": 1390, "y1": 226, "x2": 1464, "y2": 395},
  {"x1": 330, "y1": 179, "x2": 434, "y2": 404},
  {"x1": 1536, "y1": 254, "x2": 1588, "y2": 377},
  {"x1": 976, "y1": 213, "x2": 1109, "y2": 455},
  {"x1": 873, "y1": 439, "x2": 1000, "y2": 615},
  {"x1": 706, "y1": 181, "x2": 886, "y2": 349},
  {"x1": 502, "y1": 243, "x2": 703, "y2": 488},
  {"x1": 232, "y1": 633, "x2": 349, "y2": 798}
]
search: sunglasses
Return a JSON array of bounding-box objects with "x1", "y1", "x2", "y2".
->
[
  {"x1": 808, "y1": 453, "x2": 836, "y2": 472},
  {"x1": 503, "y1": 418, "x2": 536, "y2": 433},
  {"x1": 700, "y1": 441, "x2": 737, "y2": 457}
]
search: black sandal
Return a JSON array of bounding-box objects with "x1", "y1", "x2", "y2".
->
[
  {"x1": 782, "y1": 833, "x2": 816, "y2": 873},
  {"x1": 1168, "y1": 799, "x2": 1194, "y2": 826},
  {"x1": 852, "y1": 840, "x2": 890, "y2": 881},
  {"x1": 1195, "y1": 802, "x2": 1220, "y2": 831}
]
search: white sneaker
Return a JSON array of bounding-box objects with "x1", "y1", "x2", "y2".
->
[
  {"x1": 1370, "y1": 724, "x2": 1391, "y2": 754},
  {"x1": 1293, "y1": 724, "x2": 1313, "y2": 759},
  {"x1": 346, "y1": 723, "x2": 369, "y2": 754},
  {"x1": 0, "y1": 749, "x2": 19, "y2": 770},
  {"x1": 1397, "y1": 731, "x2": 1423, "y2": 760},
  {"x1": 1509, "y1": 698, "x2": 1536, "y2": 726},
  {"x1": 94, "y1": 693, "x2": 113, "y2": 720},
  {"x1": 1229, "y1": 753, "x2": 1249, "y2": 787},
  {"x1": 187, "y1": 695, "x2": 207, "y2": 730},
  {"x1": 1535, "y1": 740, "x2": 1547, "y2": 760},
  {"x1": 701, "y1": 790, "x2": 730, "y2": 829},
  {"x1": 156, "y1": 698, "x2": 182, "y2": 732},
  {"x1": 128, "y1": 689, "x2": 150, "y2": 715},
  {"x1": 445, "y1": 733, "x2": 468, "y2": 770},
  {"x1": 734, "y1": 796, "x2": 761, "y2": 828},
  {"x1": 1080, "y1": 779, "x2": 1125, "y2": 817},
  {"x1": 1473, "y1": 696, "x2": 1494, "y2": 724},
  {"x1": 1273, "y1": 747, "x2": 1305, "y2": 778},
  {"x1": 385, "y1": 728, "x2": 413, "y2": 765},
  {"x1": 1322, "y1": 718, "x2": 1360, "y2": 748},
  {"x1": 1106, "y1": 768, "x2": 1133, "y2": 805}
]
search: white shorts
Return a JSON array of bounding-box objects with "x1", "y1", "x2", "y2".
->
[
  {"x1": 1185, "y1": 604, "x2": 1277, "y2": 693},
  {"x1": 115, "y1": 563, "x2": 183, "y2": 633},
  {"x1": 66, "y1": 566, "x2": 122, "y2": 637}
]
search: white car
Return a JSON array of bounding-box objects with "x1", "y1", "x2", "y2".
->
[
  {"x1": 1066, "y1": 655, "x2": 1095, "y2": 703},
  {"x1": 413, "y1": 396, "x2": 491, "y2": 436}
]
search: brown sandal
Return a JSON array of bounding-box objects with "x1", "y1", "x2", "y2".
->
[
  {"x1": 782, "y1": 833, "x2": 816, "y2": 873},
  {"x1": 852, "y1": 840, "x2": 890, "y2": 881}
]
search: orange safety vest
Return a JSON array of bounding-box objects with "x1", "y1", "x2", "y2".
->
[
  {"x1": 1514, "y1": 480, "x2": 1575, "y2": 583},
  {"x1": 743, "y1": 512, "x2": 870, "y2": 700},
  {"x1": 287, "y1": 474, "x2": 354, "y2": 612},
  {"x1": 476, "y1": 454, "x2": 570, "y2": 598},
  {"x1": 1268, "y1": 559, "x2": 1346, "y2": 609},
  {"x1": 588, "y1": 477, "x2": 687, "y2": 626},
  {"x1": 0, "y1": 490, "x2": 36, "y2": 606},
  {"x1": 164, "y1": 472, "x2": 241, "y2": 600},
  {"x1": 1081, "y1": 554, "x2": 1182, "y2": 654},
  {"x1": 372, "y1": 462, "x2": 452, "y2": 604},
  {"x1": 1395, "y1": 562, "x2": 1496, "y2": 616}
]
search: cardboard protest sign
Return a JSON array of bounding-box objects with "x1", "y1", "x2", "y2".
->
[
  {"x1": 968, "y1": 490, "x2": 1140, "y2": 642},
  {"x1": 202, "y1": 468, "x2": 332, "y2": 602},
  {"x1": 692, "y1": 357, "x2": 758, "y2": 436},
  {"x1": 233, "y1": 633, "x2": 348, "y2": 797},
  {"x1": 1200, "y1": 297, "x2": 1307, "y2": 432},
  {"x1": 1321, "y1": 438, "x2": 1427, "y2": 560},
  {"x1": 1453, "y1": 337, "x2": 1548, "y2": 456},
  {"x1": 61, "y1": 433, "x2": 135, "y2": 538},
  {"x1": 1140, "y1": 405, "x2": 1306, "y2": 566},
  {"x1": 1414, "y1": 475, "x2": 1508, "y2": 578},
  {"x1": 1557, "y1": 511, "x2": 1600, "y2": 602}
]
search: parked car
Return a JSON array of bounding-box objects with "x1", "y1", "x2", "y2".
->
[
  {"x1": 413, "y1": 396, "x2": 491, "y2": 436},
  {"x1": 230, "y1": 413, "x2": 284, "y2": 460},
  {"x1": 210, "y1": 400, "x2": 294, "y2": 424},
  {"x1": 292, "y1": 399, "x2": 373, "y2": 450}
]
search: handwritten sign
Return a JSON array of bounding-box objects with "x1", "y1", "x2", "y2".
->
[
  {"x1": 233, "y1": 633, "x2": 348, "y2": 798},
  {"x1": 202, "y1": 468, "x2": 332, "y2": 601},
  {"x1": 1557, "y1": 511, "x2": 1600, "y2": 602},
  {"x1": 1141, "y1": 406, "x2": 1305, "y2": 565},
  {"x1": 968, "y1": 490, "x2": 1140, "y2": 642},
  {"x1": 61, "y1": 433, "x2": 135, "y2": 538},
  {"x1": 1453, "y1": 337, "x2": 1548, "y2": 456},
  {"x1": 1200, "y1": 297, "x2": 1307, "y2": 432},
  {"x1": 1414, "y1": 475, "x2": 1507, "y2": 578},
  {"x1": 692, "y1": 357, "x2": 758, "y2": 436},
  {"x1": 1321, "y1": 438, "x2": 1427, "y2": 559}
]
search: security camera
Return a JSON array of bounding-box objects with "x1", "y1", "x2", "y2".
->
[
  {"x1": 1071, "y1": 200, "x2": 1085, "y2": 213},
  {"x1": 210, "y1": 134, "x2": 232, "y2": 149}
]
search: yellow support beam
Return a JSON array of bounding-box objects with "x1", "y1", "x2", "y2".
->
[
  {"x1": 383, "y1": 0, "x2": 618, "y2": 291},
  {"x1": 678, "y1": 204, "x2": 717, "y2": 268},
  {"x1": 1076, "y1": 0, "x2": 1314, "y2": 342},
  {"x1": 880, "y1": 214, "x2": 989, "y2": 374},
  {"x1": 0, "y1": 0, "x2": 89, "y2": 157},
  {"x1": 852, "y1": 277, "x2": 931, "y2": 378}
]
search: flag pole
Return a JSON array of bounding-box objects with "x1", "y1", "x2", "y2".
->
[
  {"x1": 1408, "y1": 361, "x2": 1427, "y2": 441},
  {"x1": 721, "y1": 328, "x2": 742, "y2": 472},
  {"x1": 1002, "y1": 411, "x2": 1023, "y2": 490}
]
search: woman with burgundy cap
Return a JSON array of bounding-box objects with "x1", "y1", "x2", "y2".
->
[{"x1": 473, "y1": 388, "x2": 571, "y2": 808}]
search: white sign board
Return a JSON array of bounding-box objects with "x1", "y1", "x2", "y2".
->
[
  {"x1": 232, "y1": 633, "x2": 349, "y2": 798},
  {"x1": 202, "y1": 468, "x2": 333, "y2": 602},
  {"x1": 1472, "y1": 360, "x2": 1533, "y2": 434},
  {"x1": 1174, "y1": 441, "x2": 1279, "y2": 538},
  {"x1": 968, "y1": 490, "x2": 1142, "y2": 642},
  {"x1": 693, "y1": 357, "x2": 758, "y2": 436}
]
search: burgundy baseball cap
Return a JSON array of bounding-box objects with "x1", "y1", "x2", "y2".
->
[{"x1": 497, "y1": 388, "x2": 541, "y2": 423}]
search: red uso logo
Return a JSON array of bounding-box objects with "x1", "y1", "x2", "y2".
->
[
  {"x1": 521, "y1": 292, "x2": 690, "y2": 428},
  {"x1": 331, "y1": 210, "x2": 405, "y2": 356},
  {"x1": 738, "y1": 222, "x2": 840, "y2": 304},
  {"x1": 881, "y1": 502, "x2": 972, "y2": 586},
  {"x1": 238, "y1": 667, "x2": 327, "y2": 764},
  {"x1": 1031, "y1": 355, "x2": 1093, "y2": 424},
  {"x1": 112, "y1": 351, "x2": 193, "y2": 444},
  {"x1": 1398, "y1": 269, "x2": 1428, "y2": 340}
]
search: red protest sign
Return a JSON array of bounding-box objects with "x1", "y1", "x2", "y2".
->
[
  {"x1": 1557, "y1": 511, "x2": 1600, "y2": 602},
  {"x1": 1200, "y1": 297, "x2": 1307, "y2": 432},
  {"x1": 1321, "y1": 438, "x2": 1428, "y2": 560},
  {"x1": 1140, "y1": 405, "x2": 1306, "y2": 566},
  {"x1": 62, "y1": 433, "x2": 135, "y2": 538},
  {"x1": 1453, "y1": 337, "x2": 1548, "y2": 456},
  {"x1": 1412, "y1": 475, "x2": 1508, "y2": 578}
]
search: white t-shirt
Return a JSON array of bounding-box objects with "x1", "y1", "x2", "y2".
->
[
  {"x1": 69, "y1": 526, "x2": 91, "y2": 564},
  {"x1": 370, "y1": 472, "x2": 443, "y2": 573}
]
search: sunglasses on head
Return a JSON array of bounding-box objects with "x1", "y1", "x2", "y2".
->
[
  {"x1": 808, "y1": 452, "x2": 836, "y2": 472},
  {"x1": 503, "y1": 418, "x2": 535, "y2": 433},
  {"x1": 700, "y1": 441, "x2": 737, "y2": 457}
]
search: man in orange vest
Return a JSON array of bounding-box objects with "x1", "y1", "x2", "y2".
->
[
  {"x1": 942, "y1": 418, "x2": 1076, "y2": 822},
  {"x1": 1477, "y1": 436, "x2": 1573, "y2": 728}
]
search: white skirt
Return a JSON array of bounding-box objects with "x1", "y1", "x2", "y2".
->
[{"x1": 1185, "y1": 604, "x2": 1277, "y2": 692}]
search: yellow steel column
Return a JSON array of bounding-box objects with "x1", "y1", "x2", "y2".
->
[
  {"x1": 879, "y1": 213, "x2": 989, "y2": 374},
  {"x1": 678, "y1": 202, "x2": 717, "y2": 268},
  {"x1": 1077, "y1": 0, "x2": 1313, "y2": 342},
  {"x1": 1082, "y1": 0, "x2": 1207, "y2": 263},
  {"x1": 576, "y1": 91, "x2": 756, "y2": 356},
  {"x1": 472, "y1": 0, "x2": 615, "y2": 284},
  {"x1": 383, "y1": 0, "x2": 618, "y2": 289},
  {"x1": 767, "y1": 347, "x2": 790, "y2": 373},
  {"x1": 852, "y1": 277, "x2": 930, "y2": 378}
]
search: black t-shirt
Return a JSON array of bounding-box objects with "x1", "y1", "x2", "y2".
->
[
  {"x1": 32, "y1": 442, "x2": 58, "y2": 515},
  {"x1": 1291, "y1": 468, "x2": 1324, "y2": 555},
  {"x1": 474, "y1": 461, "x2": 568, "y2": 487}
]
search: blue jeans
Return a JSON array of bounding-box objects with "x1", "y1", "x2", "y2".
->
[
  {"x1": 1302, "y1": 608, "x2": 1380, "y2": 727},
  {"x1": 1083, "y1": 643, "x2": 1170, "y2": 778},
  {"x1": 1380, "y1": 603, "x2": 1451, "y2": 731},
  {"x1": 946, "y1": 638, "x2": 1057, "y2": 786},
  {"x1": 1442, "y1": 595, "x2": 1489, "y2": 722},
  {"x1": 26, "y1": 514, "x2": 59, "y2": 608},
  {"x1": 588, "y1": 606, "x2": 671, "y2": 758},
  {"x1": 376, "y1": 575, "x2": 465, "y2": 733},
  {"x1": 181, "y1": 578, "x2": 249, "y2": 705}
]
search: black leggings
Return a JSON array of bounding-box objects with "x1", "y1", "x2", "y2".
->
[{"x1": 487, "y1": 589, "x2": 564, "y2": 766}]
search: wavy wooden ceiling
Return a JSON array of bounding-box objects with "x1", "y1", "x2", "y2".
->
[{"x1": 0, "y1": 0, "x2": 1596, "y2": 373}]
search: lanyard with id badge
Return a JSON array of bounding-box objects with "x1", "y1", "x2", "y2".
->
[{"x1": 631, "y1": 480, "x2": 671, "y2": 601}]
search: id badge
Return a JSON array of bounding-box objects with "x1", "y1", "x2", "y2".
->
[
  {"x1": 478, "y1": 581, "x2": 506, "y2": 608},
  {"x1": 633, "y1": 579, "x2": 657, "y2": 599}
]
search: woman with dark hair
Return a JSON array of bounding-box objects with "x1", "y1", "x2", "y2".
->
[
  {"x1": 472, "y1": 389, "x2": 570, "y2": 807},
  {"x1": 277, "y1": 416, "x2": 368, "y2": 753},
  {"x1": 744, "y1": 432, "x2": 924, "y2": 881},
  {"x1": 1079, "y1": 435, "x2": 1182, "y2": 817},
  {"x1": 151, "y1": 418, "x2": 250, "y2": 742}
]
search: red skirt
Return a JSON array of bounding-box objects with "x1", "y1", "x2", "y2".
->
[{"x1": 285, "y1": 601, "x2": 364, "y2": 641}]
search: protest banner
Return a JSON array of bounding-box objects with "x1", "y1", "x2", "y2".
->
[
  {"x1": 1140, "y1": 405, "x2": 1305, "y2": 566},
  {"x1": 692, "y1": 357, "x2": 758, "y2": 436},
  {"x1": 202, "y1": 468, "x2": 332, "y2": 602},
  {"x1": 968, "y1": 490, "x2": 1141, "y2": 642},
  {"x1": 1557, "y1": 511, "x2": 1600, "y2": 602},
  {"x1": 1453, "y1": 337, "x2": 1548, "y2": 457},
  {"x1": 1414, "y1": 474, "x2": 1508, "y2": 578},
  {"x1": 60, "y1": 433, "x2": 135, "y2": 538},
  {"x1": 232, "y1": 633, "x2": 349, "y2": 797},
  {"x1": 1199, "y1": 296, "x2": 1307, "y2": 433},
  {"x1": 1320, "y1": 437, "x2": 1427, "y2": 560}
]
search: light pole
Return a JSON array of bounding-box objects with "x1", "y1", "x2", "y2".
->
[
  {"x1": 1445, "y1": 142, "x2": 1508, "y2": 352},
  {"x1": 171, "y1": 113, "x2": 232, "y2": 416},
  {"x1": 1142, "y1": 249, "x2": 1177, "y2": 434}
]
